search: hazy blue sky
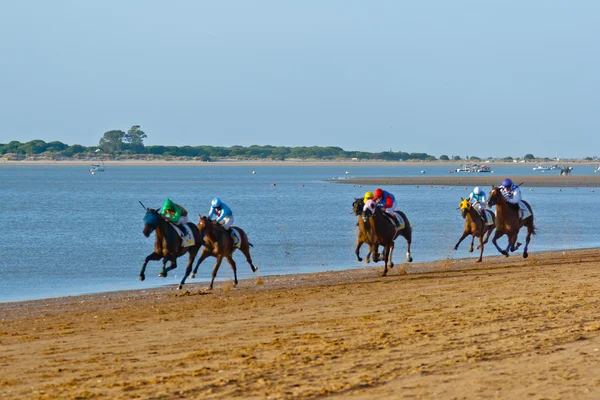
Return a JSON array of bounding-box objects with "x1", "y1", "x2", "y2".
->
[{"x1": 1, "y1": 1, "x2": 598, "y2": 158}]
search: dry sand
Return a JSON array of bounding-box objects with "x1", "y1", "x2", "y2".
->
[{"x1": 2, "y1": 248, "x2": 600, "y2": 399}]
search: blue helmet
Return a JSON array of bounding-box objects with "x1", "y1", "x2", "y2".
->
[
  {"x1": 211, "y1": 197, "x2": 222, "y2": 208},
  {"x1": 502, "y1": 178, "x2": 513, "y2": 187}
]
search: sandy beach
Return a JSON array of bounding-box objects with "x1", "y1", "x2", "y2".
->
[{"x1": 2, "y1": 248, "x2": 600, "y2": 399}]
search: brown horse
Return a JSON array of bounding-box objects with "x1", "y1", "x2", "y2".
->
[
  {"x1": 352, "y1": 198, "x2": 376, "y2": 263},
  {"x1": 454, "y1": 198, "x2": 496, "y2": 262},
  {"x1": 361, "y1": 199, "x2": 413, "y2": 276},
  {"x1": 177, "y1": 216, "x2": 258, "y2": 290},
  {"x1": 139, "y1": 208, "x2": 203, "y2": 289},
  {"x1": 487, "y1": 186, "x2": 536, "y2": 258}
]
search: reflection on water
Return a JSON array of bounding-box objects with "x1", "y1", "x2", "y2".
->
[{"x1": 0, "y1": 165, "x2": 597, "y2": 302}]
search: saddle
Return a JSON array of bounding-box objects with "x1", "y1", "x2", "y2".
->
[
  {"x1": 170, "y1": 223, "x2": 195, "y2": 247},
  {"x1": 383, "y1": 212, "x2": 405, "y2": 230}
]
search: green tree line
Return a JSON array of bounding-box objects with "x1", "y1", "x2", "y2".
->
[{"x1": 0, "y1": 140, "x2": 437, "y2": 161}]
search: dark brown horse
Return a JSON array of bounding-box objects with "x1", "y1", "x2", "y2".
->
[
  {"x1": 361, "y1": 199, "x2": 413, "y2": 276},
  {"x1": 454, "y1": 198, "x2": 496, "y2": 262},
  {"x1": 139, "y1": 208, "x2": 203, "y2": 289},
  {"x1": 487, "y1": 186, "x2": 536, "y2": 258},
  {"x1": 177, "y1": 216, "x2": 258, "y2": 290}
]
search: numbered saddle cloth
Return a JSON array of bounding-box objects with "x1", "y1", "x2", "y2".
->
[
  {"x1": 230, "y1": 227, "x2": 241, "y2": 249},
  {"x1": 517, "y1": 201, "x2": 532, "y2": 220},
  {"x1": 170, "y1": 223, "x2": 195, "y2": 247}
]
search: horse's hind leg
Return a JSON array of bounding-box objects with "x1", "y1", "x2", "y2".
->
[
  {"x1": 178, "y1": 249, "x2": 199, "y2": 290},
  {"x1": 482, "y1": 226, "x2": 494, "y2": 245},
  {"x1": 240, "y1": 241, "x2": 258, "y2": 272},
  {"x1": 140, "y1": 252, "x2": 162, "y2": 281},
  {"x1": 226, "y1": 255, "x2": 238, "y2": 287},
  {"x1": 476, "y1": 235, "x2": 484, "y2": 263},
  {"x1": 523, "y1": 222, "x2": 533, "y2": 258},
  {"x1": 208, "y1": 256, "x2": 224, "y2": 290}
]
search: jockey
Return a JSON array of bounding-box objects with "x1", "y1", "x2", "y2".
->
[
  {"x1": 363, "y1": 191, "x2": 374, "y2": 204},
  {"x1": 468, "y1": 186, "x2": 489, "y2": 222},
  {"x1": 500, "y1": 178, "x2": 522, "y2": 204},
  {"x1": 159, "y1": 198, "x2": 189, "y2": 236},
  {"x1": 208, "y1": 197, "x2": 234, "y2": 230},
  {"x1": 373, "y1": 187, "x2": 400, "y2": 226}
]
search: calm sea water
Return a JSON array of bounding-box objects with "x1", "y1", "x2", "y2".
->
[{"x1": 0, "y1": 164, "x2": 598, "y2": 303}]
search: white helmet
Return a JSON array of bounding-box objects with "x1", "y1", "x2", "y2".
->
[{"x1": 473, "y1": 187, "x2": 481, "y2": 195}]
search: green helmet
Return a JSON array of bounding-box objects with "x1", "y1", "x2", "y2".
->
[{"x1": 163, "y1": 198, "x2": 175, "y2": 211}]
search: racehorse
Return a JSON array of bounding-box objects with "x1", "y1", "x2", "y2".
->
[
  {"x1": 139, "y1": 208, "x2": 203, "y2": 288},
  {"x1": 360, "y1": 199, "x2": 413, "y2": 276},
  {"x1": 454, "y1": 198, "x2": 496, "y2": 262},
  {"x1": 352, "y1": 198, "x2": 376, "y2": 263},
  {"x1": 177, "y1": 216, "x2": 258, "y2": 290},
  {"x1": 487, "y1": 187, "x2": 536, "y2": 258}
]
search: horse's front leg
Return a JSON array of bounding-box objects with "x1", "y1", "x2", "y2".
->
[
  {"x1": 190, "y1": 248, "x2": 212, "y2": 279},
  {"x1": 454, "y1": 231, "x2": 469, "y2": 251},
  {"x1": 178, "y1": 249, "x2": 199, "y2": 290},
  {"x1": 491, "y1": 230, "x2": 508, "y2": 257},
  {"x1": 469, "y1": 233, "x2": 475, "y2": 253},
  {"x1": 165, "y1": 253, "x2": 179, "y2": 272},
  {"x1": 140, "y1": 252, "x2": 162, "y2": 281},
  {"x1": 381, "y1": 245, "x2": 391, "y2": 277},
  {"x1": 159, "y1": 256, "x2": 170, "y2": 277},
  {"x1": 208, "y1": 256, "x2": 224, "y2": 290},
  {"x1": 355, "y1": 239, "x2": 364, "y2": 262}
]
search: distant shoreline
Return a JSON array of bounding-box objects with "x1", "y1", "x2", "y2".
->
[
  {"x1": 1, "y1": 159, "x2": 598, "y2": 167},
  {"x1": 340, "y1": 175, "x2": 600, "y2": 187}
]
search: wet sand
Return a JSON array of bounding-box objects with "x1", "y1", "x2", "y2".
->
[
  {"x1": 2, "y1": 248, "x2": 600, "y2": 399},
  {"x1": 343, "y1": 174, "x2": 600, "y2": 187}
]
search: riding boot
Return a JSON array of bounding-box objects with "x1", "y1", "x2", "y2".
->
[
  {"x1": 178, "y1": 223, "x2": 188, "y2": 238},
  {"x1": 480, "y1": 210, "x2": 487, "y2": 224},
  {"x1": 391, "y1": 214, "x2": 400, "y2": 227}
]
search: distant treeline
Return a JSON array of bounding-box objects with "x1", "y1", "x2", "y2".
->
[{"x1": 0, "y1": 140, "x2": 435, "y2": 161}]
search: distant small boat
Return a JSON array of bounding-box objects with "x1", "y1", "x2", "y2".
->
[
  {"x1": 90, "y1": 161, "x2": 105, "y2": 174},
  {"x1": 532, "y1": 164, "x2": 552, "y2": 171},
  {"x1": 474, "y1": 165, "x2": 491, "y2": 173}
]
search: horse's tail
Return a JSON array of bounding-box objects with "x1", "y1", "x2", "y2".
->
[{"x1": 397, "y1": 211, "x2": 412, "y2": 243}]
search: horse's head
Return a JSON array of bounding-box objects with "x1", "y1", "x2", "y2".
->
[
  {"x1": 487, "y1": 186, "x2": 503, "y2": 207},
  {"x1": 458, "y1": 197, "x2": 471, "y2": 219},
  {"x1": 362, "y1": 199, "x2": 378, "y2": 220},
  {"x1": 352, "y1": 198, "x2": 364, "y2": 216},
  {"x1": 142, "y1": 208, "x2": 160, "y2": 237}
]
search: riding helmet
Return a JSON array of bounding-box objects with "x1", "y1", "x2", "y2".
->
[
  {"x1": 473, "y1": 187, "x2": 481, "y2": 195},
  {"x1": 374, "y1": 188, "x2": 384, "y2": 199},
  {"x1": 163, "y1": 198, "x2": 175, "y2": 210},
  {"x1": 502, "y1": 178, "x2": 513, "y2": 187},
  {"x1": 211, "y1": 197, "x2": 222, "y2": 208},
  {"x1": 364, "y1": 191, "x2": 374, "y2": 200}
]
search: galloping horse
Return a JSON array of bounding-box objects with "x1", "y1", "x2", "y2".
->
[
  {"x1": 352, "y1": 198, "x2": 376, "y2": 263},
  {"x1": 361, "y1": 199, "x2": 413, "y2": 276},
  {"x1": 139, "y1": 208, "x2": 203, "y2": 288},
  {"x1": 454, "y1": 198, "x2": 496, "y2": 262},
  {"x1": 487, "y1": 187, "x2": 536, "y2": 258},
  {"x1": 177, "y1": 216, "x2": 258, "y2": 290}
]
